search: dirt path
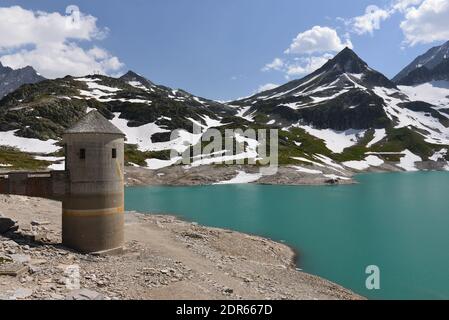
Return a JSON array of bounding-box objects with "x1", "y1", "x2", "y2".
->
[{"x1": 0, "y1": 195, "x2": 362, "y2": 300}]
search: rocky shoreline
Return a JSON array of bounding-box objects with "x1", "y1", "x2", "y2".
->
[
  {"x1": 1, "y1": 161, "x2": 445, "y2": 188},
  {"x1": 124, "y1": 165, "x2": 358, "y2": 187},
  {"x1": 124, "y1": 161, "x2": 449, "y2": 187},
  {"x1": 0, "y1": 195, "x2": 362, "y2": 300}
]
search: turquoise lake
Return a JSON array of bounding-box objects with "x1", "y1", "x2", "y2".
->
[{"x1": 125, "y1": 172, "x2": 449, "y2": 300}]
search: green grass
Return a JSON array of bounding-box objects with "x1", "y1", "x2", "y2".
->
[
  {"x1": 370, "y1": 127, "x2": 437, "y2": 160},
  {"x1": 277, "y1": 128, "x2": 330, "y2": 165},
  {"x1": 277, "y1": 126, "x2": 449, "y2": 164},
  {"x1": 0, "y1": 147, "x2": 50, "y2": 170},
  {"x1": 122, "y1": 126, "x2": 449, "y2": 168},
  {"x1": 124, "y1": 144, "x2": 171, "y2": 167}
]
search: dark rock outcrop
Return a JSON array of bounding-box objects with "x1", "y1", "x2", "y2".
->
[
  {"x1": 231, "y1": 47, "x2": 395, "y2": 130},
  {"x1": 393, "y1": 40, "x2": 449, "y2": 83},
  {"x1": 0, "y1": 62, "x2": 45, "y2": 99},
  {"x1": 0, "y1": 214, "x2": 18, "y2": 234}
]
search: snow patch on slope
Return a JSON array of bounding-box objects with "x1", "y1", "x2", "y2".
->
[
  {"x1": 398, "y1": 150, "x2": 422, "y2": 172},
  {"x1": 76, "y1": 77, "x2": 152, "y2": 104},
  {"x1": 300, "y1": 126, "x2": 366, "y2": 153},
  {"x1": 146, "y1": 157, "x2": 182, "y2": 170},
  {"x1": 127, "y1": 80, "x2": 153, "y2": 92},
  {"x1": 291, "y1": 157, "x2": 325, "y2": 167},
  {"x1": 429, "y1": 148, "x2": 447, "y2": 161},
  {"x1": 343, "y1": 155, "x2": 384, "y2": 170},
  {"x1": 311, "y1": 89, "x2": 349, "y2": 104},
  {"x1": 374, "y1": 87, "x2": 449, "y2": 145},
  {"x1": 235, "y1": 106, "x2": 256, "y2": 122},
  {"x1": 215, "y1": 171, "x2": 262, "y2": 184},
  {"x1": 48, "y1": 162, "x2": 66, "y2": 171},
  {"x1": 367, "y1": 129, "x2": 387, "y2": 147},
  {"x1": 111, "y1": 113, "x2": 170, "y2": 151},
  {"x1": 399, "y1": 81, "x2": 449, "y2": 108},
  {"x1": 313, "y1": 154, "x2": 345, "y2": 170},
  {"x1": 0, "y1": 130, "x2": 59, "y2": 153},
  {"x1": 76, "y1": 77, "x2": 121, "y2": 100}
]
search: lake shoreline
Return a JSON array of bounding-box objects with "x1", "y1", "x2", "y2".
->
[
  {"x1": 0, "y1": 194, "x2": 363, "y2": 300},
  {"x1": 124, "y1": 164, "x2": 357, "y2": 187},
  {"x1": 124, "y1": 161, "x2": 449, "y2": 187}
]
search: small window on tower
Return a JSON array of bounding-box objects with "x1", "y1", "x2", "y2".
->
[
  {"x1": 80, "y1": 148, "x2": 86, "y2": 160},
  {"x1": 112, "y1": 148, "x2": 117, "y2": 159}
]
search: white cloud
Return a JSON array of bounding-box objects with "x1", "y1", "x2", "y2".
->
[
  {"x1": 262, "y1": 26, "x2": 343, "y2": 79},
  {"x1": 285, "y1": 26, "x2": 353, "y2": 55},
  {"x1": 400, "y1": 0, "x2": 449, "y2": 45},
  {"x1": 286, "y1": 54, "x2": 333, "y2": 78},
  {"x1": 0, "y1": 5, "x2": 123, "y2": 78},
  {"x1": 393, "y1": 0, "x2": 424, "y2": 12},
  {"x1": 261, "y1": 54, "x2": 333, "y2": 79},
  {"x1": 262, "y1": 58, "x2": 284, "y2": 72},
  {"x1": 342, "y1": 1, "x2": 424, "y2": 36},
  {"x1": 257, "y1": 83, "x2": 279, "y2": 93},
  {"x1": 352, "y1": 5, "x2": 391, "y2": 35}
]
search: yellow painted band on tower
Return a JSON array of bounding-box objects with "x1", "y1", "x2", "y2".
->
[{"x1": 63, "y1": 206, "x2": 124, "y2": 217}]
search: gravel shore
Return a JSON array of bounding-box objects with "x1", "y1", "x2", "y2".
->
[{"x1": 0, "y1": 195, "x2": 362, "y2": 300}]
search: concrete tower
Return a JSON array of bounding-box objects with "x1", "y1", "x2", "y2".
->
[{"x1": 62, "y1": 110, "x2": 125, "y2": 254}]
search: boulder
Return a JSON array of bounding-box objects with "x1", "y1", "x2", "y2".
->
[
  {"x1": 0, "y1": 215, "x2": 17, "y2": 234},
  {"x1": 325, "y1": 178, "x2": 339, "y2": 185}
]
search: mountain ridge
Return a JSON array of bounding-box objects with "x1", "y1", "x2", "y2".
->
[
  {"x1": 231, "y1": 47, "x2": 398, "y2": 130},
  {"x1": 395, "y1": 58, "x2": 449, "y2": 86},
  {"x1": 0, "y1": 47, "x2": 448, "y2": 174},
  {"x1": 393, "y1": 40, "x2": 449, "y2": 84},
  {"x1": 0, "y1": 62, "x2": 45, "y2": 99}
]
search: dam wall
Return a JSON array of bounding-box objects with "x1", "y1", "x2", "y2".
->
[{"x1": 0, "y1": 171, "x2": 67, "y2": 201}]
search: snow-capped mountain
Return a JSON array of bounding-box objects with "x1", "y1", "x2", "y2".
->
[
  {"x1": 232, "y1": 47, "x2": 395, "y2": 130},
  {"x1": 0, "y1": 71, "x2": 239, "y2": 168},
  {"x1": 120, "y1": 70, "x2": 155, "y2": 88},
  {"x1": 0, "y1": 71, "x2": 236, "y2": 141},
  {"x1": 0, "y1": 47, "x2": 448, "y2": 174},
  {"x1": 393, "y1": 40, "x2": 449, "y2": 114},
  {"x1": 0, "y1": 62, "x2": 45, "y2": 99},
  {"x1": 394, "y1": 41, "x2": 449, "y2": 114},
  {"x1": 393, "y1": 40, "x2": 449, "y2": 84},
  {"x1": 230, "y1": 47, "x2": 449, "y2": 171}
]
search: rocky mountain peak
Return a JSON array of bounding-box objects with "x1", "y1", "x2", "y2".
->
[
  {"x1": 323, "y1": 47, "x2": 369, "y2": 74},
  {"x1": 121, "y1": 70, "x2": 141, "y2": 79},
  {"x1": 20, "y1": 65, "x2": 37, "y2": 72},
  {"x1": 303, "y1": 47, "x2": 396, "y2": 89},
  {"x1": 0, "y1": 61, "x2": 12, "y2": 72},
  {"x1": 0, "y1": 63, "x2": 45, "y2": 99},
  {"x1": 120, "y1": 70, "x2": 154, "y2": 88}
]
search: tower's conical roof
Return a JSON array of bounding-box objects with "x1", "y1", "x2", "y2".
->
[{"x1": 64, "y1": 110, "x2": 124, "y2": 135}]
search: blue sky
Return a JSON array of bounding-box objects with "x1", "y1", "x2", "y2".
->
[{"x1": 0, "y1": 0, "x2": 448, "y2": 100}]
